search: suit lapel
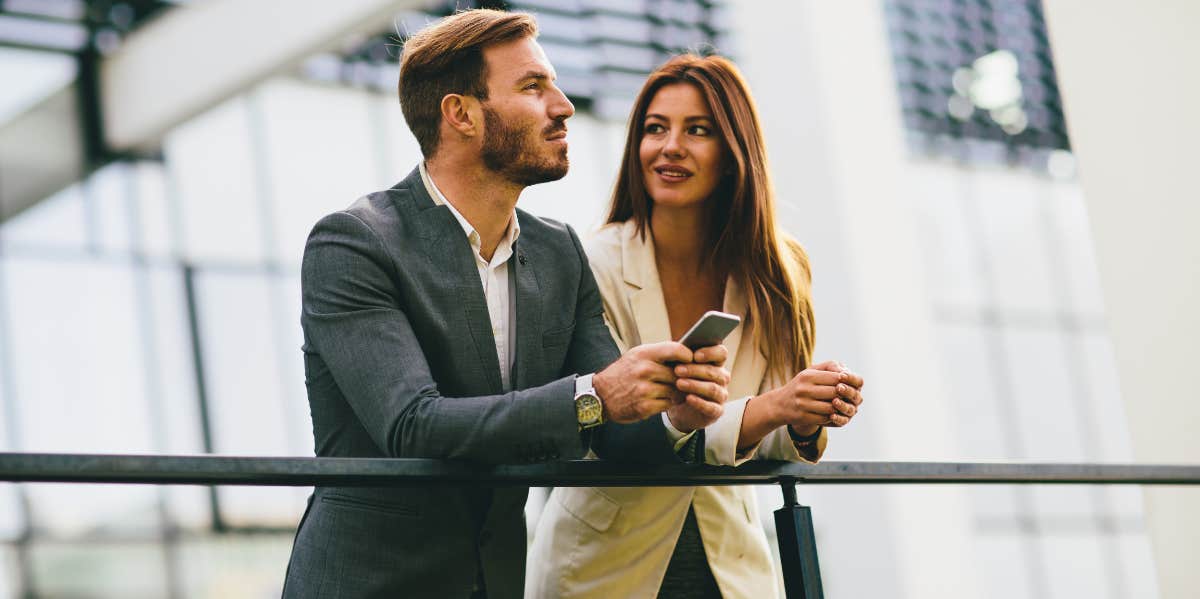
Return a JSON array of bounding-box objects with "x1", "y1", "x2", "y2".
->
[
  {"x1": 511, "y1": 215, "x2": 541, "y2": 389},
  {"x1": 621, "y1": 223, "x2": 673, "y2": 347},
  {"x1": 400, "y1": 168, "x2": 504, "y2": 394}
]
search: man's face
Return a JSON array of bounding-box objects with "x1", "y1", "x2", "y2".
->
[{"x1": 478, "y1": 37, "x2": 575, "y2": 186}]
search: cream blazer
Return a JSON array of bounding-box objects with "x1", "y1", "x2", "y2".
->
[{"x1": 526, "y1": 221, "x2": 827, "y2": 599}]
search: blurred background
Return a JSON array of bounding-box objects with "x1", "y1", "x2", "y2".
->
[{"x1": 0, "y1": 0, "x2": 1197, "y2": 597}]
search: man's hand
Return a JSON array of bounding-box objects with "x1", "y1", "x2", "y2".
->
[
  {"x1": 759, "y1": 360, "x2": 865, "y2": 437},
  {"x1": 667, "y1": 344, "x2": 731, "y2": 433},
  {"x1": 593, "y1": 342, "x2": 694, "y2": 424}
]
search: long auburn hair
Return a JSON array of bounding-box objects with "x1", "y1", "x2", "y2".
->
[{"x1": 606, "y1": 54, "x2": 816, "y2": 380}]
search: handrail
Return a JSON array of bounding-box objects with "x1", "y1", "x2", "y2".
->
[
  {"x1": 1, "y1": 452, "x2": 1197, "y2": 487},
  {"x1": 3, "y1": 452, "x2": 1196, "y2": 599}
]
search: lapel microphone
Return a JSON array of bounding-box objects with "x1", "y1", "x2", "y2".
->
[{"x1": 518, "y1": 253, "x2": 527, "y2": 265}]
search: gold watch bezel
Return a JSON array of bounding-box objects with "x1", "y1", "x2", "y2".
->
[{"x1": 575, "y1": 392, "x2": 603, "y2": 429}]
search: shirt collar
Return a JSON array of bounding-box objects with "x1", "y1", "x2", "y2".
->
[{"x1": 419, "y1": 161, "x2": 521, "y2": 255}]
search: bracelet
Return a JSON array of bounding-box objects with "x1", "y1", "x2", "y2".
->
[{"x1": 787, "y1": 425, "x2": 822, "y2": 446}]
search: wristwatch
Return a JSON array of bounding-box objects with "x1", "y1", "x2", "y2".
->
[{"x1": 574, "y1": 373, "x2": 604, "y2": 430}]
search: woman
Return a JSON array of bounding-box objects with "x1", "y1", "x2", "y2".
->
[{"x1": 526, "y1": 55, "x2": 864, "y2": 598}]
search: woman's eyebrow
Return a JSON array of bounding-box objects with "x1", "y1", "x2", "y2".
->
[{"x1": 644, "y1": 113, "x2": 713, "y2": 121}]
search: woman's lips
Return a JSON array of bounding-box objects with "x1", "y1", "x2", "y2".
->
[{"x1": 654, "y1": 165, "x2": 693, "y2": 182}]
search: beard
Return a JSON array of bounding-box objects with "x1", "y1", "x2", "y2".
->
[{"x1": 481, "y1": 104, "x2": 569, "y2": 186}]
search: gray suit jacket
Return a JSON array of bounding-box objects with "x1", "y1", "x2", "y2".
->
[{"x1": 282, "y1": 167, "x2": 680, "y2": 598}]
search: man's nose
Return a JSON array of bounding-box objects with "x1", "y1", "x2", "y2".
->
[{"x1": 548, "y1": 83, "x2": 575, "y2": 120}]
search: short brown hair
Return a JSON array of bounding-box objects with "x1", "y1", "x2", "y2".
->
[{"x1": 398, "y1": 9, "x2": 538, "y2": 158}]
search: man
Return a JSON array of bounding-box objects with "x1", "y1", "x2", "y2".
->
[{"x1": 282, "y1": 9, "x2": 731, "y2": 598}]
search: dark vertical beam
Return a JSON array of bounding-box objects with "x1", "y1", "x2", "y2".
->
[
  {"x1": 77, "y1": 22, "x2": 107, "y2": 255},
  {"x1": 774, "y1": 479, "x2": 824, "y2": 599},
  {"x1": 181, "y1": 264, "x2": 226, "y2": 532}
]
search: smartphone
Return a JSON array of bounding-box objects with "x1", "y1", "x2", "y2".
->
[{"x1": 677, "y1": 310, "x2": 741, "y2": 350}]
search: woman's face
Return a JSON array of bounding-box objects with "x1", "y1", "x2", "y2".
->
[{"x1": 639, "y1": 83, "x2": 726, "y2": 210}]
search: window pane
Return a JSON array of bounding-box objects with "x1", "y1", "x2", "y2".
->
[
  {"x1": 910, "y1": 163, "x2": 987, "y2": 309},
  {"x1": 1000, "y1": 328, "x2": 1087, "y2": 460},
  {"x1": 1, "y1": 183, "x2": 87, "y2": 251},
  {"x1": 0, "y1": 487, "x2": 21, "y2": 542},
  {"x1": 0, "y1": 545, "x2": 19, "y2": 598},
  {"x1": 132, "y1": 161, "x2": 180, "y2": 260},
  {"x1": 88, "y1": 162, "x2": 134, "y2": 256},
  {"x1": 30, "y1": 542, "x2": 169, "y2": 598},
  {"x1": 193, "y1": 270, "x2": 307, "y2": 525},
  {"x1": 1038, "y1": 531, "x2": 1110, "y2": 599},
  {"x1": 176, "y1": 535, "x2": 292, "y2": 597},
  {"x1": 5, "y1": 258, "x2": 154, "y2": 451},
  {"x1": 974, "y1": 533, "x2": 1037, "y2": 599},
  {"x1": 3, "y1": 257, "x2": 160, "y2": 533},
  {"x1": 972, "y1": 170, "x2": 1058, "y2": 313},
  {"x1": 163, "y1": 98, "x2": 264, "y2": 264},
  {"x1": 254, "y1": 80, "x2": 385, "y2": 267},
  {"x1": 936, "y1": 322, "x2": 1007, "y2": 459},
  {"x1": 142, "y1": 265, "x2": 211, "y2": 529}
]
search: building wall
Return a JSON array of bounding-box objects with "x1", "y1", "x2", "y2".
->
[{"x1": 1042, "y1": 2, "x2": 1200, "y2": 597}]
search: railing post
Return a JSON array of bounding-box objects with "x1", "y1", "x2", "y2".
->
[{"x1": 774, "y1": 477, "x2": 824, "y2": 599}]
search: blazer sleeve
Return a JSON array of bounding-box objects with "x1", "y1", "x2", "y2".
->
[
  {"x1": 752, "y1": 426, "x2": 827, "y2": 464},
  {"x1": 302, "y1": 211, "x2": 583, "y2": 464},
  {"x1": 745, "y1": 374, "x2": 828, "y2": 463},
  {"x1": 703, "y1": 400, "x2": 828, "y2": 465}
]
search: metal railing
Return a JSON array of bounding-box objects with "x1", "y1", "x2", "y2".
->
[{"x1": 2, "y1": 453, "x2": 1198, "y2": 599}]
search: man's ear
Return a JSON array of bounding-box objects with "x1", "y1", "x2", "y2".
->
[{"x1": 440, "y1": 93, "x2": 481, "y2": 138}]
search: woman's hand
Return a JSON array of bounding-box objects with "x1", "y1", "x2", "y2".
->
[
  {"x1": 666, "y1": 345, "x2": 731, "y2": 433},
  {"x1": 821, "y1": 361, "x2": 864, "y2": 429},
  {"x1": 763, "y1": 360, "x2": 864, "y2": 435}
]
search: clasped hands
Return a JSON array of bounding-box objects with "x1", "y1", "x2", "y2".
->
[
  {"x1": 592, "y1": 341, "x2": 730, "y2": 431},
  {"x1": 758, "y1": 360, "x2": 865, "y2": 438}
]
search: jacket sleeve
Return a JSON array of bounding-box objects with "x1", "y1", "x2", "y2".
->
[
  {"x1": 703, "y1": 395, "x2": 829, "y2": 466},
  {"x1": 301, "y1": 211, "x2": 582, "y2": 464},
  {"x1": 752, "y1": 426, "x2": 827, "y2": 464}
]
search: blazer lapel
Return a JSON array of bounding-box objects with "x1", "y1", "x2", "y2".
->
[
  {"x1": 721, "y1": 276, "x2": 768, "y2": 397},
  {"x1": 621, "y1": 222, "x2": 672, "y2": 346},
  {"x1": 511, "y1": 216, "x2": 541, "y2": 389},
  {"x1": 401, "y1": 168, "x2": 504, "y2": 394}
]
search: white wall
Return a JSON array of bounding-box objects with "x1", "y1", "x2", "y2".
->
[{"x1": 1043, "y1": 2, "x2": 1200, "y2": 597}]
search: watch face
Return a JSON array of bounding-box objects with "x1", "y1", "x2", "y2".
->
[{"x1": 577, "y1": 394, "x2": 602, "y2": 425}]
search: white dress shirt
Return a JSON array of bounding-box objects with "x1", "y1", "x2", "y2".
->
[{"x1": 419, "y1": 162, "x2": 519, "y2": 391}]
